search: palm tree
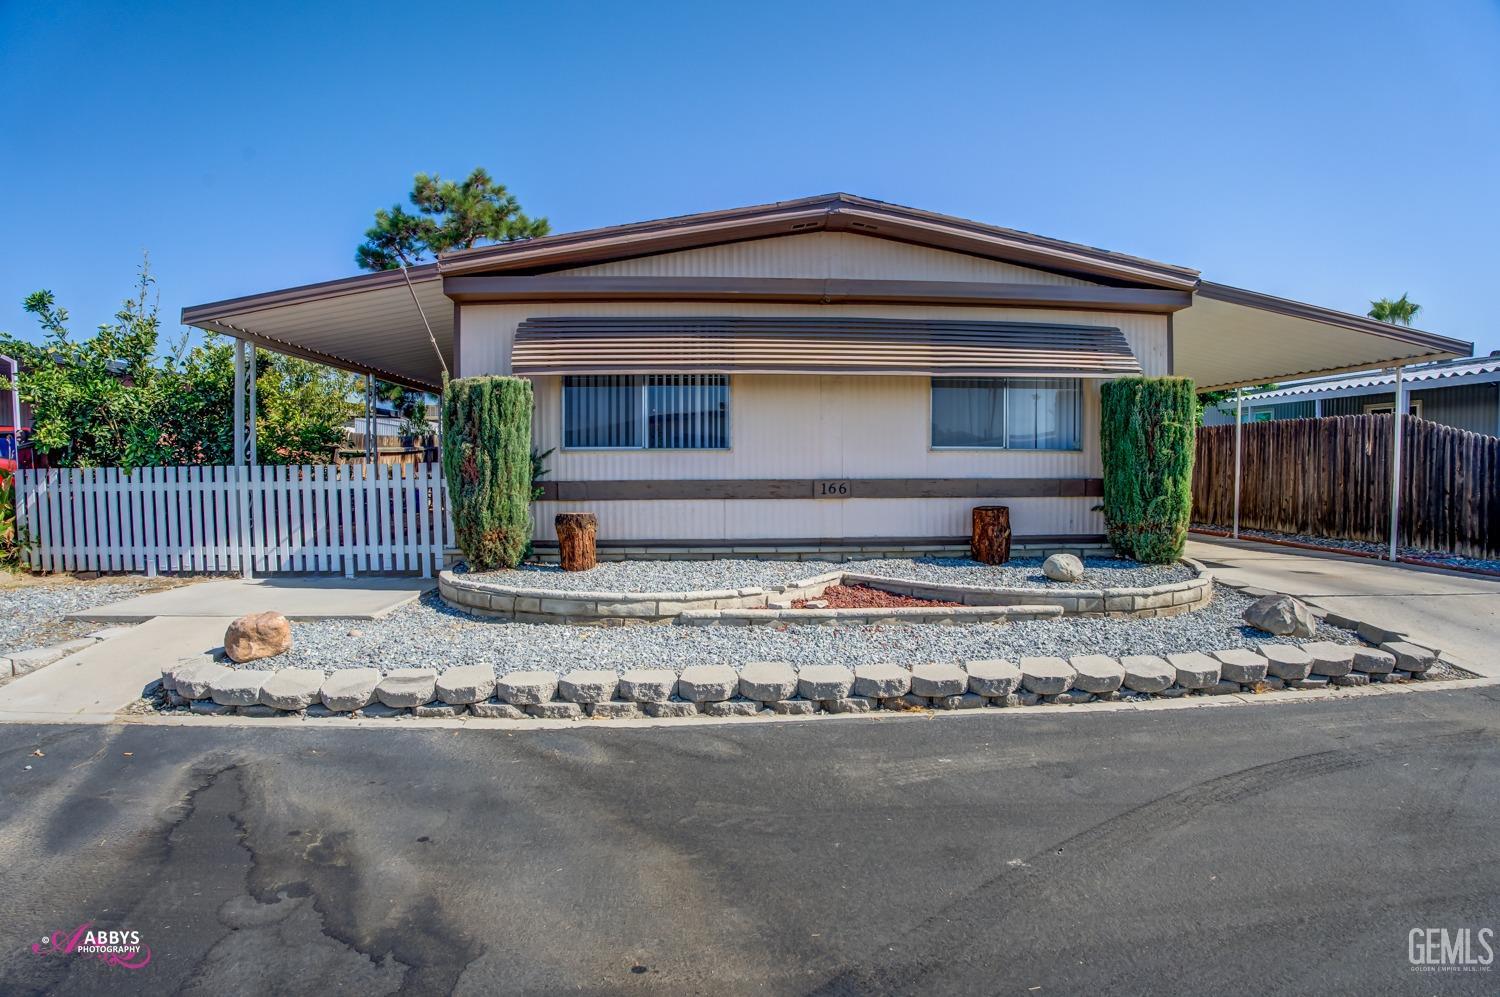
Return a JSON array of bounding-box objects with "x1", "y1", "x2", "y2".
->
[{"x1": 1368, "y1": 293, "x2": 1422, "y2": 326}]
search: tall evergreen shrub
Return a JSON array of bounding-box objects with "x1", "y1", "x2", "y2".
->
[
  {"x1": 441, "y1": 376, "x2": 534, "y2": 570},
  {"x1": 1099, "y1": 376, "x2": 1197, "y2": 563}
]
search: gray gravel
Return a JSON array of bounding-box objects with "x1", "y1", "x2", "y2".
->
[
  {"x1": 0, "y1": 579, "x2": 162, "y2": 653},
  {"x1": 1193, "y1": 523, "x2": 1500, "y2": 575},
  {"x1": 272, "y1": 587, "x2": 1358, "y2": 676},
  {"x1": 463, "y1": 556, "x2": 1195, "y2": 592}
]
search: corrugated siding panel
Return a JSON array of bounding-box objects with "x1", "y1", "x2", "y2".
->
[
  {"x1": 512, "y1": 316, "x2": 1142, "y2": 378},
  {"x1": 531, "y1": 497, "x2": 1101, "y2": 542},
  {"x1": 555, "y1": 232, "x2": 1096, "y2": 285},
  {"x1": 460, "y1": 301, "x2": 1167, "y2": 378}
]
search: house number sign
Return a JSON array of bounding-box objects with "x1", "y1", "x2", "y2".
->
[{"x1": 816, "y1": 480, "x2": 853, "y2": 498}]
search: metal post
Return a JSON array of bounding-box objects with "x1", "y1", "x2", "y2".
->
[
  {"x1": 1389, "y1": 366, "x2": 1405, "y2": 561},
  {"x1": 247, "y1": 346, "x2": 258, "y2": 466},
  {"x1": 232, "y1": 340, "x2": 246, "y2": 466},
  {"x1": 364, "y1": 375, "x2": 378, "y2": 463},
  {"x1": 1232, "y1": 386, "x2": 1243, "y2": 540}
]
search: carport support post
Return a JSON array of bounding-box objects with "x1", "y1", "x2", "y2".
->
[
  {"x1": 364, "y1": 375, "x2": 378, "y2": 463},
  {"x1": 232, "y1": 339, "x2": 246, "y2": 465},
  {"x1": 1232, "y1": 387, "x2": 1243, "y2": 540},
  {"x1": 1388, "y1": 365, "x2": 1406, "y2": 561}
]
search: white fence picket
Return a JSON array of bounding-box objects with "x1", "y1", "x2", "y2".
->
[{"x1": 14, "y1": 462, "x2": 450, "y2": 577}]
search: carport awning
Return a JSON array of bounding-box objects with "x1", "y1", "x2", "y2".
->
[
  {"x1": 179, "y1": 264, "x2": 1471, "y2": 393},
  {"x1": 181, "y1": 266, "x2": 451, "y2": 392},
  {"x1": 1173, "y1": 283, "x2": 1467, "y2": 391},
  {"x1": 510, "y1": 316, "x2": 1144, "y2": 377}
]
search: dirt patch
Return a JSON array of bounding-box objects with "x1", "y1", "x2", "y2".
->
[{"x1": 792, "y1": 584, "x2": 963, "y2": 609}]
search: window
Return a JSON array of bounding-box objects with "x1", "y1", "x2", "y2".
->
[
  {"x1": 563, "y1": 374, "x2": 729, "y2": 449},
  {"x1": 930, "y1": 377, "x2": 1082, "y2": 450},
  {"x1": 1363, "y1": 399, "x2": 1423, "y2": 418}
]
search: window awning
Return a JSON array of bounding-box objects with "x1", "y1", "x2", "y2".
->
[{"x1": 510, "y1": 316, "x2": 1144, "y2": 378}]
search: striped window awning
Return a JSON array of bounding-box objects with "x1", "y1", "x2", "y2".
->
[{"x1": 510, "y1": 316, "x2": 1143, "y2": 378}]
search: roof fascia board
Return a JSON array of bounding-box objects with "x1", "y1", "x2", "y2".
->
[
  {"x1": 182, "y1": 264, "x2": 441, "y2": 325},
  {"x1": 438, "y1": 195, "x2": 1200, "y2": 289},
  {"x1": 1195, "y1": 281, "x2": 1472, "y2": 357},
  {"x1": 443, "y1": 275, "x2": 1192, "y2": 313}
]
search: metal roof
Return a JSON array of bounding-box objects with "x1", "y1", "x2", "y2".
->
[
  {"x1": 1244, "y1": 354, "x2": 1500, "y2": 400},
  {"x1": 179, "y1": 194, "x2": 1474, "y2": 391}
]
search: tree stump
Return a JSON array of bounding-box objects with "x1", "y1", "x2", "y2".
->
[
  {"x1": 970, "y1": 506, "x2": 1011, "y2": 564},
  {"x1": 555, "y1": 513, "x2": 598, "y2": 572}
]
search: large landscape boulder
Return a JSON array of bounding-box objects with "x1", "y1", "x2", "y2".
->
[
  {"x1": 1242, "y1": 594, "x2": 1316, "y2": 637},
  {"x1": 1042, "y1": 553, "x2": 1085, "y2": 582},
  {"x1": 224, "y1": 611, "x2": 293, "y2": 663}
]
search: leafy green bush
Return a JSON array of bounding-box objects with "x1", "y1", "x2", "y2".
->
[
  {"x1": 442, "y1": 376, "x2": 534, "y2": 570},
  {"x1": 0, "y1": 472, "x2": 27, "y2": 573},
  {"x1": 1100, "y1": 376, "x2": 1197, "y2": 563},
  {"x1": 0, "y1": 260, "x2": 357, "y2": 468}
]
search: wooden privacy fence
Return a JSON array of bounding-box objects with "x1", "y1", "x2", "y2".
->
[
  {"x1": 13, "y1": 463, "x2": 454, "y2": 577},
  {"x1": 1194, "y1": 414, "x2": 1500, "y2": 558}
]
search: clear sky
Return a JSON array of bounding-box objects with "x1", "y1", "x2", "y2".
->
[{"x1": 2, "y1": 0, "x2": 1497, "y2": 357}]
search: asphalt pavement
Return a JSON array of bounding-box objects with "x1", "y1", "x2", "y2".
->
[{"x1": 1, "y1": 687, "x2": 1496, "y2": 995}]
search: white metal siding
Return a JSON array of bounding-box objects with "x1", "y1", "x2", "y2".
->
[
  {"x1": 555, "y1": 231, "x2": 1097, "y2": 285},
  {"x1": 535, "y1": 373, "x2": 1103, "y2": 480},
  {"x1": 457, "y1": 234, "x2": 1167, "y2": 543},
  {"x1": 531, "y1": 497, "x2": 1100, "y2": 542}
]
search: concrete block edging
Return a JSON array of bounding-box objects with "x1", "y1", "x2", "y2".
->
[{"x1": 437, "y1": 562, "x2": 1214, "y2": 626}]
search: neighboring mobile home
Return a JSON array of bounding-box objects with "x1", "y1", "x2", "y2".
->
[
  {"x1": 1202, "y1": 353, "x2": 1500, "y2": 437},
  {"x1": 182, "y1": 194, "x2": 1471, "y2": 555}
]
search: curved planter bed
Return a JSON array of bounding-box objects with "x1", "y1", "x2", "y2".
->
[{"x1": 437, "y1": 562, "x2": 1215, "y2": 626}]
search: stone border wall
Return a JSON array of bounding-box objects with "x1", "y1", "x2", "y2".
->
[
  {"x1": 157, "y1": 638, "x2": 1450, "y2": 723},
  {"x1": 437, "y1": 564, "x2": 1213, "y2": 626}
]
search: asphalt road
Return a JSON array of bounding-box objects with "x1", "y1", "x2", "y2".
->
[{"x1": 1, "y1": 690, "x2": 1497, "y2": 996}]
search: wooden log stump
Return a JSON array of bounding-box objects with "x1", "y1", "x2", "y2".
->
[
  {"x1": 555, "y1": 513, "x2": 598, "y2": 572},
  {"x1": 970, "y1": 505, "x2": 1011, "y2": 564}
]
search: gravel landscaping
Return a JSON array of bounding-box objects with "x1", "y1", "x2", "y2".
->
[
  {"x1": 1193, "y1": 524, "x2": 1500, "y2": 575},
  {"x1": 0, "y1": 577, "x2": 182, "y2": 653},
  {"x1": 464, "y1": 556, "x2": 1195, "y2": 593},
  {"x1": 273, "y1": 586, "x2": 1357, "y2": 676}
]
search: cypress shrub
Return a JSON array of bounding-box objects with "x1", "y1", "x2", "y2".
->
[
  {"x1": 1099, "y1": 376, "x2": 1197, "y2": 564},
  {"x1": 441, "y1": 376, "x2": 534, "y2": 570}
]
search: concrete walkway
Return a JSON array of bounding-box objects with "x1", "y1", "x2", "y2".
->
[
  {"x1": 0, "y1": 616, "x2": 233, "y2": 723},
  {"x1": 1188, "y1": 537, "x2": 1500, "y2": 677},
  {"x1": 68, "y1": 576, "x2": 432, "y2": 622}
]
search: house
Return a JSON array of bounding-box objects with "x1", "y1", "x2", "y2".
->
[
  {"x1": 182, "y1": 193, "x2": 1471, "y2": 557},
  {"x1": 1202, "y1": 352, "x2": 1500, "y2": 437}
]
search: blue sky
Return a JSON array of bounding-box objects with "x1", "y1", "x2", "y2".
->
[{"x1": 1, "y1": 0, "x2": 1497, "y2": 357}]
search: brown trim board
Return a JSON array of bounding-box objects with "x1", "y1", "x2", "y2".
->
[
  {"x1": 439, "y1": 193, "x2": 1200, "y2": 289},
  {"x1": 444, "y1": 275, "x2": 1192, "y2": 313},
  {"x1": 531, "y1": 534, "x2": 1110, "y2": 549},
  {"x1": 535, "y1": 478, "x2": 1104, "y2": 501}
]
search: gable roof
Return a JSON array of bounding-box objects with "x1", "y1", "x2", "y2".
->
[{"x1": 437, "y1": 193, "x2": 1202, "y2": 290}]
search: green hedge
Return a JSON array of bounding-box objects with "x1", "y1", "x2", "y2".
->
[
  {"x1": 1100, "y1": 376, "x2": 1197, "y2": 564},
  {"x1": 441, "y1": 376, "x2": 534, "y2": 570}
]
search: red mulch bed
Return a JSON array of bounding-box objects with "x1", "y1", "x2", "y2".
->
[{"x1": 792, "y1": 584, "x2": 963, "y2": 609}]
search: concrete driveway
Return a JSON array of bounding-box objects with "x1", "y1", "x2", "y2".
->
[
  {"x1": 1189, "y1": 537, "x2": 1500, "y2": 678},
  {"x1": 0, "y1": 688, "x2": 1495, "y2": 995}
]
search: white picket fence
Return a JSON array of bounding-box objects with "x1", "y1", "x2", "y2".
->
[{"x1": 13, "y1": 463, "x2": 454, "y2": 577}]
